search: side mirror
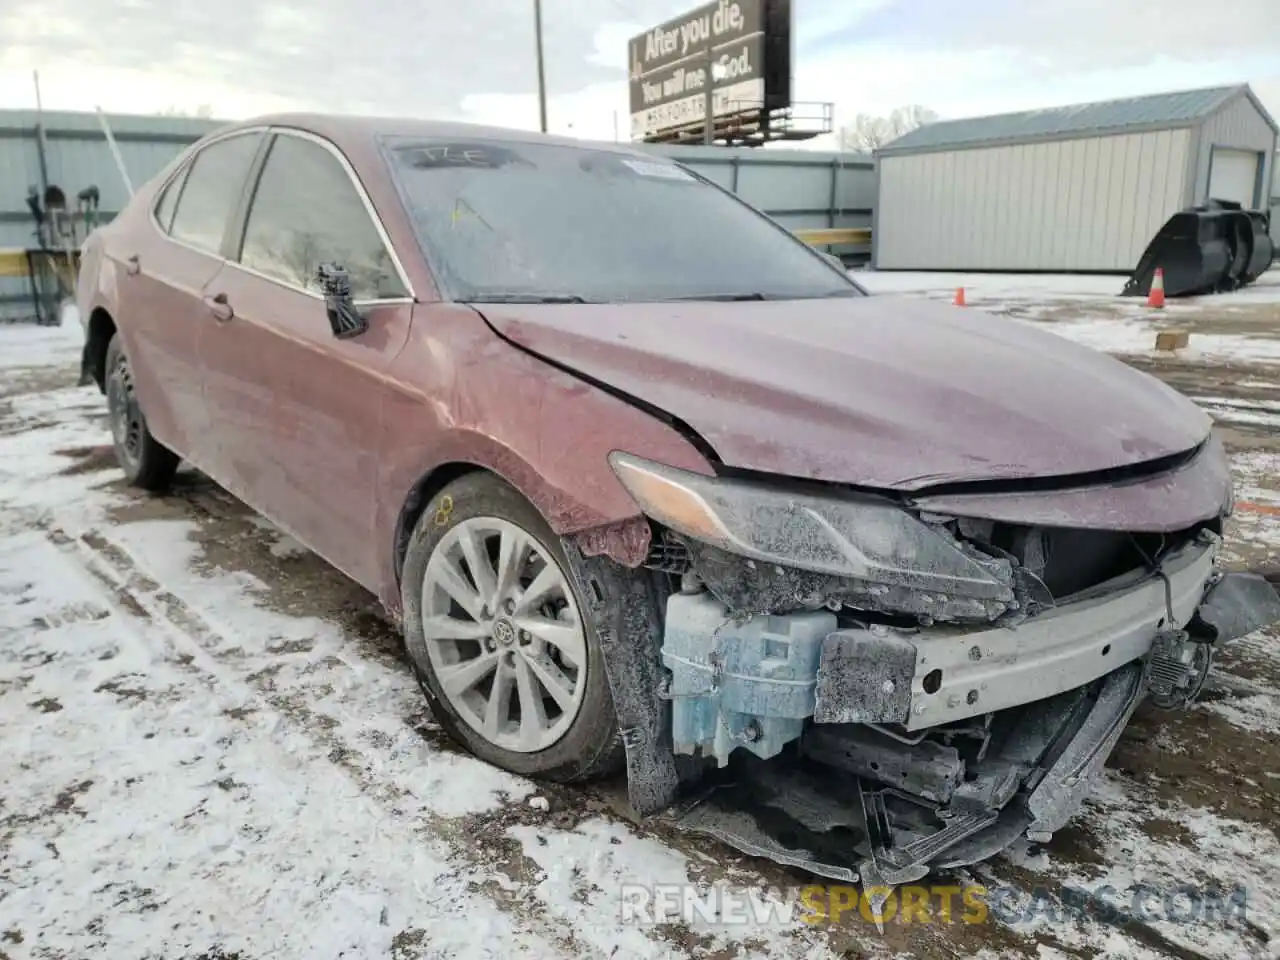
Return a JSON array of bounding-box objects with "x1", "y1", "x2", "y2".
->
[
  {"x1": 316, "y1": 262, "x2": 368, "y2": 339},
  {"x1": 821, "y1": 251, "x2": 845, "y2": 270}
]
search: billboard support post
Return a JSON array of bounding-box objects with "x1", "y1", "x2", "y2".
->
[
  {"x1": 533, "y1": 0, "x2": 548, "y2": 133},
  {"x1": 703, "y1": 46, "x2": 714, "y2": 145}
]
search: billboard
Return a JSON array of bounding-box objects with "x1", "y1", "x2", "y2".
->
[{"x1": 627, "y1": 0, "x2": 792, "y2": 141}]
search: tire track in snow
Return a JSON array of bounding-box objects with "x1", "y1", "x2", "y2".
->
[{"x1": 34, "y1": 516, "x2": 610, "y2": 960}]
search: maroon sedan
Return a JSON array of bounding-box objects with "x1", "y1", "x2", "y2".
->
[{"x1": 76, "y1": 115, "x2": 1280, "y2": 884}]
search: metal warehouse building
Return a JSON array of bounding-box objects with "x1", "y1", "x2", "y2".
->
[{"x1": 873, "y1": 84, "x2": 1279, "y2": 272}]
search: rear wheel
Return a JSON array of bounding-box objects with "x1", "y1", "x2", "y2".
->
[
  {"x1": 105, "y1": 333, "x2": 179, "y2": 491},
  {"x1": 401, "y1": 472, "x2": 622, "y2": 782}
]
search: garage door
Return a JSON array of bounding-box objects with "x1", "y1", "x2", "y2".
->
[{"x1": 1208, "y1": 148, "x2": 1259, "y2": 207}]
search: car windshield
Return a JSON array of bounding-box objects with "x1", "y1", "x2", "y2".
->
[{"x1": 383, "y1": 136, "x2": 862, "y2": 304}]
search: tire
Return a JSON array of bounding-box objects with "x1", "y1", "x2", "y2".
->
[
  {"x1": 104, "y1": 333, "x2": 179, "y2": 491},
  {"x1": 401, "y1": 472, "x2": 623, "y2": 782}
]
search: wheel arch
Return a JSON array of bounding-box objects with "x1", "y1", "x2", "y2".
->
[
  {"x1": 391, "y1": 460, "x2": 487, "y2": 586},
  {"x1": 387, "y1": 440, "x2": 658, "y2": 601},
  {"x1": 84, "y1": 307, "x2": 118, "y2": 392}
]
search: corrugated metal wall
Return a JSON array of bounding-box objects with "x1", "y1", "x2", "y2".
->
[
  {"x1": 1190, "y1": 94, "x2": 1277, "y2": 208},
  {"x1": 1, "y1": 110, "x2": 221, "y2": 321},
  {"x1": 644, "y1": 143, "x2": 874, "y2": 257},
  {"x1": 875, "y1": 128, "x2": 1191, "y2": 271}
]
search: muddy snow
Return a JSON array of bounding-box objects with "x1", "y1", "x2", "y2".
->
[
  {"x1": 1, "y1": 302, "x2": 1278, "y2": 959},
  {"x1": 856, "y1": 267, "x2": 1280, "y2": 369}
]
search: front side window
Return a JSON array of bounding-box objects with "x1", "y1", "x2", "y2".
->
[
  {"x1": 384, "y1": 137, "x2": 861, "y2": 303},
  {"x1": 169, "y1": 132, "x2": 263, "y2": 254},
  {"x1": 238, "y1": 133, "x2": 406, "y2": 300}
]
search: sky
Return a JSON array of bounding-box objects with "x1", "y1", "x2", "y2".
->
[{"x1": 1, "y1": 0, "x2": 1278, "y2": 148}]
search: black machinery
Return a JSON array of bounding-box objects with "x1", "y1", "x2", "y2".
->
[
  {"x1": 1123, "y1": 198, "x2": 1274, "y2": 299},
  {"x1": 12, "y1": 183, "x2": 99, "y2": 325}
]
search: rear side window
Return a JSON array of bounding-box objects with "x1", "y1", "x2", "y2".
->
[
  {"x1": 153, "y1": 165, "x2": 189, "y2": 233},
  {"x1": 238, "y1": 133, "x2": 407, "y2": 300},
  {"x1": 169, "y1": 132, "x2": 263, "y2": 255}
]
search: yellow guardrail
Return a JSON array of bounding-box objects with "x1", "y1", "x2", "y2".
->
[
  {"x1": 792, "y1": 227, "x2": 872, "y2": 246},
  {"x1": 0, "y1": 248, "x2": 28, "y2": 278},
  {"x1": 0, "y1": 247, "x2": 80, "y2": 279}
]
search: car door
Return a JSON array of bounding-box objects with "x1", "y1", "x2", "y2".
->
[
  {"x1": 109, "y1": 130, "x2": 265, "y2": 459},
  {"x1": 198, "y1": 129, "x2": 416, "y2": 589}
]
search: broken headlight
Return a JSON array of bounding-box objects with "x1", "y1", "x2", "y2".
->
[{"x1": 609, "y1": 452, "x2": 1014, "y2": 602}]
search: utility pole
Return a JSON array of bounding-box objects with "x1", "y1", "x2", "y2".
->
[
  {"x1": 533, "y1": 0, "x2": 548, "y2": 133},
  {"x1": 702, "y1": 46, "x2": 715, "y2": 145}
]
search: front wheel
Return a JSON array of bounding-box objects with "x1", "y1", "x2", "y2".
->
[
  {"x1": 401, "y1": 472, "x2": 623, "y2": 782},
  {"x1": 105, "y1": 333, "x2": 179, "y2": 491}
]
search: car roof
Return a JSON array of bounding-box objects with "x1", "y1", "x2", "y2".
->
[{"x1": 211, "y1": 112, "x2": 649, "y2": 159}]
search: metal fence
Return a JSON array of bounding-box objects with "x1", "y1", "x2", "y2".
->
[
  {"x1": 0, "y1": 110, "x2": 219, "y2": 322},
  {"x1": 0, "y1": 110, "x2": 874, "y2": 322},
  {"x1": 641, "y1": 141, "x2": 875, "y2": 259}
]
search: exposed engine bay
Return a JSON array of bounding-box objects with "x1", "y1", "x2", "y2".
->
[{"x1": 568, "y1": 452, "x2": 1280, "y2": 891}]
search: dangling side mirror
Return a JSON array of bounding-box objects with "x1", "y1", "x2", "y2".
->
[{"x1": 316, "y1": 262, "x2": 368, "y2": 340}]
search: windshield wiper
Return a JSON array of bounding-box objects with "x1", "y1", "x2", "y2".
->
[
  {"x1": 661, "y1": 292, "x2": 774, "y2": 302},
  {"x1": 660, "y1": 290, "x2": 863, "y2": 301},
  {"x1": 465, "y1": 294, "x2": 589, "y2": 304}
]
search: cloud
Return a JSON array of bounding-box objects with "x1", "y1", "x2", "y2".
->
[
  {"x1": 799, "y1": 0, "x2": 1280, "y2": 124},
  {"x1": 869, "y1": 0, "x2": 1280, "y2": 71},
  {"x1": 0, "y1": 0, "x2": 1277, "y2": 150},
  {"x1": 0, "y1": 0, "x2": 681, "y2": 117}
]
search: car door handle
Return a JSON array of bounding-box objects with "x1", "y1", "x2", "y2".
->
[
  {"x1": 203, "y1": 292, "x2": 234, "y2": 323},
  {"x1": 124, "y1": 254, "x2": 141, "y2": 276}
]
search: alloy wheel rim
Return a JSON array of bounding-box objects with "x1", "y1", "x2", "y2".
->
[
  {"x1": 420, "y1": 516, "x2": 587, "y2": 753},
  {"x1": 107, "y1": 358, "x2": 143, "y2": 464}
]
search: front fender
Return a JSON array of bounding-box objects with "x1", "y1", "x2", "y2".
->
[{"x1": 373, "y1": 303, "x2": 714, "y2": 613}]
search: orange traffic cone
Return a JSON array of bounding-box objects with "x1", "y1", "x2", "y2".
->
[
  {"x1": 954, "y1": 286, "x2": 966, "y2": 306},
  {"x1": 1147, "y1": 268, "x2": 1165, "y2": 309}
]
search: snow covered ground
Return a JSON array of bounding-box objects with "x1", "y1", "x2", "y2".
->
[
  {"x1": 854, "y1": 271, "x2": 1130, "y2": 299},
  {"x1": 854, "y1": 267, "x2": 1280, "y2": 305},
  {"x1": 856, "y1": 267, "x2": 1280, "y2": 368},
  {"x1": 1, "y1": 306, "x2": 1278, "y2": 959}
]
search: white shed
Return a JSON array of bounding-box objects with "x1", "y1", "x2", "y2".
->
[{"x1": 873, "y1": 84, "x2": 1279, "y2": 272}]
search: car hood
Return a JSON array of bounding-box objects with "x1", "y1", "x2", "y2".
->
[{"x1": 476, "y1": 295, "x2": 1211, "y2": 491}]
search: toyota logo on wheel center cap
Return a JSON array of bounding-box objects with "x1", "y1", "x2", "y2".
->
[{"x1": 493, "y1": 618, "x2": 517, "y2": 646}]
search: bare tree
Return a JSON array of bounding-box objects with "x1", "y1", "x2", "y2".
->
[
  {"x1": 155, "y1": 104, "x2": 215, "y2": 119},
  {"x1": 839, "y1": 104, "x2": 939, "y2": 153}
]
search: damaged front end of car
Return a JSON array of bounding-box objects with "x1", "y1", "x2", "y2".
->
[{"x1": 577, "y1": 448, "x2": 1280, "y2": 888}]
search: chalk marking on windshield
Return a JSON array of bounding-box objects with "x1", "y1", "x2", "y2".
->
[{"x1": 449, "y1": 197, "x2": 493, "y2": 233}]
